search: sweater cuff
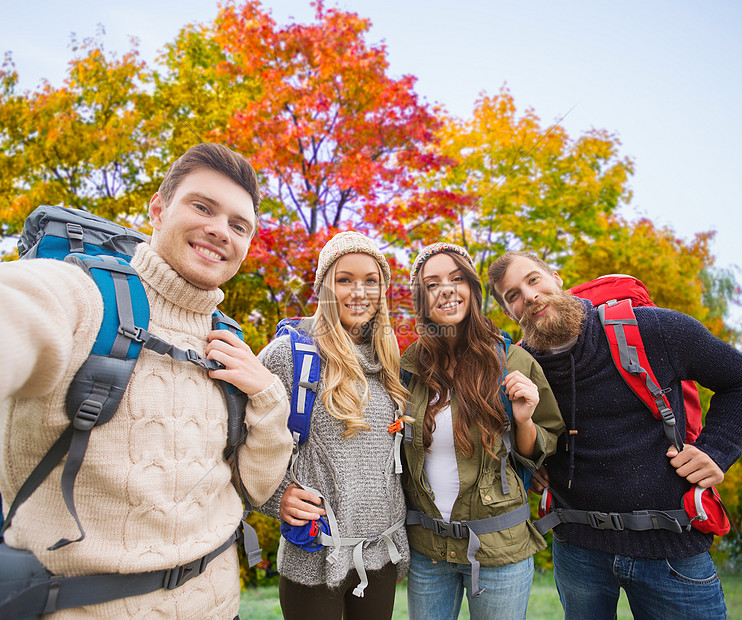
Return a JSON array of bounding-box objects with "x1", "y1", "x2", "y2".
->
[{"x1": 246, "y1": 375, "x2": 288, "y2": 415}]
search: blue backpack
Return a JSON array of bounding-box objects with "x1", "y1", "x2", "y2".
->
[
  {"x1": 272, "y1": 318, "x2": 327, "y2": 552},
  {"x1": 274, "y1": 316, "x2": 411, "y2": 448},
  {"x1": 2, "y1": 204, "x2": 260, "y2": 558}
]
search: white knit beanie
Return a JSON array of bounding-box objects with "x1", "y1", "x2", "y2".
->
[{"x1": 314, "y1": 231, "x2": 391, "y2": 293}]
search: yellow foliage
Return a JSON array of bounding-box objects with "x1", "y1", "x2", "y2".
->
[
  {"x1": 238, "y1": 512, "x2": 282, "y2": 587},
  {"x1": 719, "y1": 461, "x2": 742, "y2": 520}
]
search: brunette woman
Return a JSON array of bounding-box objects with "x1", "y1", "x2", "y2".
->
[{"x1": 402, "y1": 243, "x2": 564, "y2": 620}]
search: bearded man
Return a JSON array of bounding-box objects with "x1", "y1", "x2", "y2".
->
[{"x1": 488, "y1": 251, "x2": 742, "y2": 620}]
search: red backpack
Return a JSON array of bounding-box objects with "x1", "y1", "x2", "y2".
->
[
  {"x1": 569, "y1": 274, "x2": 702, "y2": 442},
  {"x1": 534, "y1": 274, "x2": 730, "y2": 537}
]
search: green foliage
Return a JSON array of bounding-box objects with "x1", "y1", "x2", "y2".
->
[
  {"x1": 0, "y1": 33, "x2": 162, "y2": 232},
  {"x1": 716, "y1": 461, "x2": 742, "y2": 572},
  {"x1": 529, "y1": 492, "x2": 553, "y2": 571},
  {"x1": 700, "y1": 266, "x2": 742, "y2": 345},
  {"x1": 238, "y1": 512, "x2": 282, "y2": 587}
]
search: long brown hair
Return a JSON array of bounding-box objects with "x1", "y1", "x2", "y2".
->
[{"x1": 412, "y1": 251, "x2": 507, "y2": 458}]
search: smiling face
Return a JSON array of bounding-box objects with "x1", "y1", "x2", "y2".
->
[
  {"x1": 492, "y1": 255, "x2": 564, "y2": 322},
  {"x1": 148, "y1": 167, "x2": 256, "y2": 290},
  {"x1": 333, "y1": 253, "x2": 382, "y2": 339},
  {"x1": 493, "y1": 254, "x2": 586, "y2": 351},
  {"x1": 421, "y1": 252, "x2": 472, "y2": 332}
]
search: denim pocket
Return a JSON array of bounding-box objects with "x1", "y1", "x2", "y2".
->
[{"x1": 666, "y1": 554, "x2": 719, "y2": 586}]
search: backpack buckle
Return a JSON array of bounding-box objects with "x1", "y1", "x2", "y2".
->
[
  {"x1": 185, "y1": 349, "x2": 223, "y2": 371},
  {"x1": 587, "y1": 511, "x2": 624, "y2": 531},
  {"x1": 73, "y1": 399, "x2": 103, "y2": 430},
  {"x1": 66, "y1": 223, "x2": 84, "y2": 253},
  {"x1": 118, "y1": 325, "x2": 144, "y2": 343},
  {"x1": 164, "y1": 555, "x2": 208, "y2": 590},
  {"x1": 388, "y1": 419, "x2": 404, "y2": 434},
  {"x1": 433, "y1": 520, "x2": 466, "y2": 539},
  {"x1": 658, "y1": 404, "x2": 676, "y2": 426}
]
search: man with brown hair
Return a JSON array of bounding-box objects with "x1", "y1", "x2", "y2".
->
[
  {"x1": 489, "y1": 250, "x2": 742, "y2": 619},
  {"x1": 0, "y1": 143, "x2": 293, "y2": 618}
]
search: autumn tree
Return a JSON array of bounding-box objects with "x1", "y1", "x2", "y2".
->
[
  {"x1": 187, "y1": 0, "x2": 461, "y2": 329},
  {"x1": 154, "y1": 22, "x2": 256, "y2": 166},
  {"x1": 0, "y1": 32, "x2": 163, "y2": 234},
  {"x1": 432, "y1": 90, "x2": 631, "y2": 253}
]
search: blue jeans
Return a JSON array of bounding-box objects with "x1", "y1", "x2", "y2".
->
[
  {"x1": 552, "y1": 537, "x2": 727, "y2": 619},
  {"x1": 407, "y1": 548, "x2": 533, "y2": 620}
]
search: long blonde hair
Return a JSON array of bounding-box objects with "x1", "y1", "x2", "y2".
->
[{"x1": 312, "y1": 260, "x2": 409, "y2": 437}]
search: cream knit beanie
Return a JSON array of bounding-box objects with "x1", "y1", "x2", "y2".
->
[{"x1": 314, "y1": 231, "x2": 391, "y2": 293}]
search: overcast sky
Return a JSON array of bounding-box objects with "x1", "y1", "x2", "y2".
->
[{"x1": 3, "y1": 0, "x2": 741, "y2": 323}]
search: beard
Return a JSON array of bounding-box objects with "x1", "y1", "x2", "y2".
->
[{"x1": 520, "y1": 291, "x2": 585, "y2": 353}]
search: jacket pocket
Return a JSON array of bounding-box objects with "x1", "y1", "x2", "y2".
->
[{"x1": 478, "y1": 464, "x2": 525, "y2": 511}]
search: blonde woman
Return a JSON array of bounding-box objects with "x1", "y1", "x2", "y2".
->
[{"x1": 257, "y1": 232, "x2": 410, "y2": 620}]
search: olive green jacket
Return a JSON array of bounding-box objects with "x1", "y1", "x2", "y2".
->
[{"x1": 401, "y1": 341, "x2": 565, "y2": 567}]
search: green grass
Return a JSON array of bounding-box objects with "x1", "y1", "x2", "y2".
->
[{"x1": 239, "y1": 570, "x2": 742, "y2": 618}]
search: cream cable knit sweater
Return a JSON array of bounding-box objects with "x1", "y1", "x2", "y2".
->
[{"x1": 0, "y1": 244, "x2": 292, "y2": 618}]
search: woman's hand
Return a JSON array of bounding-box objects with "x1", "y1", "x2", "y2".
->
[
  {"x1": 503, "y1": 370, "x2": 539, "y2": 458},
  {"x1": 279, "y1": 483, "x2": 327, "y2": 526},
  {"x1": 502, "y1": 370, "x2": 540, "y2": 425}
]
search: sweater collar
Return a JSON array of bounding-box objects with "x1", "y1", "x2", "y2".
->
[
  {"x1": 355, "y1": 341, "x2": 383, "y2": 375},
  {"x1": 130, "y1": 243, "x2": 224, "y2": 316}
]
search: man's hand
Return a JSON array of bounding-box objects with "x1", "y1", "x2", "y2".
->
[
  {"x1": 666, "y1": 444, "x2": 724, "y2": 488},
  {"x1": 280, "y1": 483, "x2": 326, "y2": 526},
  {"x1": 205, "y1": 330, "x2": 275, "y2": 396},
  {"x1": 530, "y1": 465, "x2": 550, "y2": 494}
]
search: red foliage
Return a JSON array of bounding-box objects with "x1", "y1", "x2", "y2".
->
[{"x1": 205, "y1": 1, "x2": 463, "y2": 317}]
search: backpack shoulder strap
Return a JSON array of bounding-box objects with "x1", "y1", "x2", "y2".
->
[
  {"x1": 598, "y1": 299, "x2": 683, "y2": 450},
  {"x1": 496, "y1": 335, "x2": 533, "y2": 494},
  {"x1": 212, "y1": 311, "x2": 249, "y2": 449},
  {"x1": 211, "y1": 311, "x2": 262, "y2": 567},
  {"x1": 275, "y1": 319, "x2": 321, "y2": 446}
]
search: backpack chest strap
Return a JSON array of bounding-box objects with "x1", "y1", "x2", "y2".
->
[
  {"x1": 533, "y1": 507, "x2": 690, "y2": 536},
  {"x1": 406, "y1": 503, "x2": 531, "y2": 598}
]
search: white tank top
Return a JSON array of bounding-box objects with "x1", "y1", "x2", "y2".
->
[{"x1": 423, "y1": 402, "x2": 460, "y2": 522}]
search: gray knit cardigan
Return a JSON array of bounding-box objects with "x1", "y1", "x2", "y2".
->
[{"x1": 257, "y1": 335, "x2": 410, "y2": 588}]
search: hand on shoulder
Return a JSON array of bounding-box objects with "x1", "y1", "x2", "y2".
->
[{"x1": 205, "y1": 330, "x2": 276, "y2": 396}]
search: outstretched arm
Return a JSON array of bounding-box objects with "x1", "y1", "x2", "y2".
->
[{"x1": 0, "y1": 259, "x2": 102, "y2": 402}]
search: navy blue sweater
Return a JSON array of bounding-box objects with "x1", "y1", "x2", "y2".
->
[{"x1": 525, "y1": 299, "x2": 742, "y2": 559}]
